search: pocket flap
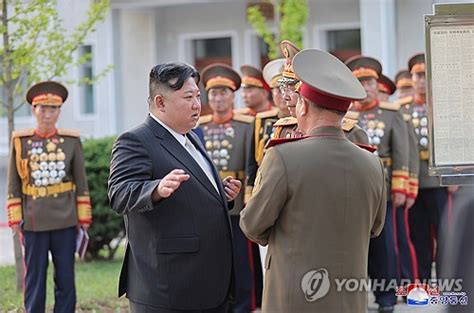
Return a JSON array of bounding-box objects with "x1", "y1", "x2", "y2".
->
[{"x1": 156, "y1": 236, "x2": 199, "y2": 254}]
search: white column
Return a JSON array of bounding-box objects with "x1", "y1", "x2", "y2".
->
[{"x1": 359, "y1": 0, "x2": 397, "y2": 77}]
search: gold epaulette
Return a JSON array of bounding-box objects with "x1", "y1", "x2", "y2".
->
[
  {"x1": 255, "y1": 108, "x2": 279, "y2": 120},
  {"x1": 234, "y1": 107, "x2": 251, "y2": 115},
  {"x1": 233, "y1": 113, "x2": 255, "y2": 124},
  {"x1": 342, "y1": 117, "x2": 358, "y2": 132},
  {"x1": 198, "y1": 114, "x2": 212, "y2": 125},
  {"x1": 394, "y1": 96, "x2": 414, "y2": 107},
  {"x1": 344, "y1": 110, "x2": 360, "y2": 120},
  {"x1": 273, "y1": 116, "x2": 297, "y2": 127},
  {"x1": 379, "y1": 101, "x2": 401, "y2": 111},
  {"x1": 403, "y1": 113, "x2": 411, "y2": 122},
  {"x1": 11, "y1": 128, "x2": 34, "y2": 138},
  {"x1": 57, "y1": 128, "x2": 80, "y2": 137}
]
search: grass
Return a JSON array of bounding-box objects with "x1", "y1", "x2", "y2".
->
[{"x1": 0, "y1": 248, "x2": 129, "y2": 312}]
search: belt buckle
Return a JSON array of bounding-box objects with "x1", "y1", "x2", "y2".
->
[{"x1": 37, "y1": 187, "x2": 47, "y2": 198}]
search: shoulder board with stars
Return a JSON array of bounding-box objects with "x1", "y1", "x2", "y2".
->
[
  {"x1": 256, "y1": 108, "x2": 279, "y2": 120},
  {"x1": 394, "y1": 96, "x2": 414, "y2": 107},
  {"x1": 198, "y1": 114, "x2": 212, "y2": 125},
  {"x1": 344, "y1": 110, "x2": 360, "y2": 120},
  {"x1": 378, "y1": 101, "x2": 401, "y2": 111},
  {"x1": 233, "y1": 113, "x2": 255, "y2": 124},
  {"x1": 57, "y1": 128, "x2": 80, "y2": 137},
  {"x1": 11, "y1": 128, "x2": 34, "y2": 138},
  {"x1": 273, "y1": 116, "x2": 297, "y2": 127},
  {"x1": 342, "y1": 117, "x2": 358, "y2": 132}
]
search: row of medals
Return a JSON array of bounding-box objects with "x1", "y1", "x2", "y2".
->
[
  {"x1": 28, "y1": 139, "x2": 66, "y2": 187},
  {"x1": 363, "y1": 112, "x2": 429, "y2": 150},
  {"x1": 202, "y1": 124, "x2": 234, "y2": 171},
  {"x1": 409, "y1": 106, "x2": 430, "y2": 149}
]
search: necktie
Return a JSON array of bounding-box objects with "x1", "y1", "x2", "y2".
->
[{"x1": 184, "y1": 135, "x2": 219, "y2": 193}]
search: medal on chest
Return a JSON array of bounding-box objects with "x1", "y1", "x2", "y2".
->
[
  {"x1": 203, "y1": 123, "x2": 233, "y2": 171},
  {"x1": 28, "y1": 137, "x2": 66, "y2": 187}
]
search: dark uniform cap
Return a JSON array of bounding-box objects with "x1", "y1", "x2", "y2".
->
[
  {"x1": 395, "y1": 69, "x2": 414, "y2": 89},
  {"x1": 26, "y1": 81, "x2": 68, "y2": 106},
  {"x1": 408, "y1": 53, "x2": 425, "y2": 74},
  {"x1": 262, "y1": 59, "x2": 285, "y2": 89},
  {"x1": 240, "y1": 65, "x2": 270, "y2": 90},
  {"x1": 345, "y1": 55, "x2": 382, "y2": 80},
  {"x1": 201, "y1": 63, "x2": 241, "y2": 91},
  {"x1": 293, "y1": 49, "x2": 367, "y2": 112},
  {"x1": 378, "y1": 73, "x2": 396, "y2": 95}
]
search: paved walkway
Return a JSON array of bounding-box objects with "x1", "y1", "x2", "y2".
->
[{"x1": 0, "y1": 227, "x2": 15, "y2": 266}]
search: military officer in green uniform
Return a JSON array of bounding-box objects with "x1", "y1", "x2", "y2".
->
[
  {"x1": 6, "y1": 81, "x2": 92, "y2": 313},
  {"x1": 395, "y1": 69, "x2": 415, "y2": 100},
  {"x1": 197, "y1": 64, "x2": 257, "y2": 313},
  {"x1": 240, "y1": 48, "x2": 387, "y2": 313},
  {"x1": 378, "y1": 72, "x2": 421, "y2": 286},
  {"x1": 235, "y1": 65, "x2": 273, "y2": 116},
  {"x1": 346, "y1": 56, "x2": 409, "y2": 313},
  {"x1": 406, "y1": 53, "x2": 455, "y2": 282}
]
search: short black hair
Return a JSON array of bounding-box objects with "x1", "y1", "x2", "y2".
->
[{"x1": 149, "y1": 62, "x2": 200, "y2": 99}]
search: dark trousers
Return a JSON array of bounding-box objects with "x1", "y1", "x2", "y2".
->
[
  {"x1": 395, "y1": 205, "x2": 419, "y2": 282},
  {"x1": 369, "y1": 202, "x2": 398, "y2": 308},
  {"x1": 130, "y1": 300, "x2": 228, "y2": 313},
  {"x1": 409, "y1": 188, "x2": 448, "y2": 281},
  {"x1": 228, "y1": 216, "x2": 253, "y2": 313},
  {"x1": 22, "y1": 226, "x2": 77, "y2": 313}
]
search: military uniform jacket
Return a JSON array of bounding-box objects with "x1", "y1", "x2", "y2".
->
[
  {"x1": 356, "y1": 101, "x2": 410, "y2": 195},
  {"x1": 240, "y1": 126, "x2": 387, "y2": 313},
  {"x1": 402, "y1": 98, "x2": 440, "y2": 189},
  {"x1": 342, "y1": 112, "x2": 369, "y2": 145},
  {"x1": 198, "y1": 113, "x2": 254, "y2": 215},
  {"x1": 6, "y1": 128, "x2": 92, "y2": 231},
  {"x1": 398, "y1": 96, "x2": 421, "y2": 197}
]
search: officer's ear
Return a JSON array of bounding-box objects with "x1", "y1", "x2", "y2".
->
[{"x1": 150, "y1": 94, "x2": 166, "y2": 112}]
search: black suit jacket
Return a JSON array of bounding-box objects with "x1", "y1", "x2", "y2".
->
[{"x1": 108, "y1": 115, "x2": 233, "y2": 310}]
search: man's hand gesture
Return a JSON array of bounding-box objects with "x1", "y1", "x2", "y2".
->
[
  {"x1": 222, "y1": 176, "x2": 242, "y2": 202},
  {"x1": 154, "y1": 169, "x2": 190, "y2": 200}
]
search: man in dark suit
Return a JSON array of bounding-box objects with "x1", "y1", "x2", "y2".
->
[{"x1": 108, "y1": 62, "x2": 241, "y2": 313}]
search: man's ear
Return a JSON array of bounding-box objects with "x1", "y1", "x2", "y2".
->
[{"x1": 153, "y1": 94, "x2": 166, "y2": 112}]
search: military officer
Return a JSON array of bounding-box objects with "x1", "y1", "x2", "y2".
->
[
  {"x1": 378, "y1": 73, "x2": 420, "y2": 285},
  {"x1": 395, "y1": 69, "x2": 415, "y2": 100},
  {"x1": 378, "y1": 73, "x2": 396, "y2": 102},
  {"x1": 406, "y1": 53, "x2": 454, "y2": 281},
  {"x1": 346, "y1": 55, "x2": 410, "y2": 313},
  {"x1": 236, "y1": 65, "x2": 273, "y2": 116},
  {"x1": 6, "y1": 81, "x2": 92, "y2": 313},
  {"x1": 240, "y1": 48, "x2": 387, "y2": 313},
  {"x1": 197, "y1": 64, "x2": 256, "y2": 313}
]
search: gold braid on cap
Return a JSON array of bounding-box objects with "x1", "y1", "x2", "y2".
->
[
  {"x1": 352, "y1": 68, "x2": 379, "y2": 79},
  {"x1": 270, "y1": 75, "x2": 283, "y2": 88},
  {"x1": 32, "y1": 93, "x2": 63, "y2": 106},
  {"x1": 410, "y1": 63, "x2": 425, "y2": 74},
  {"x1": 396, "y1": 78, "x2": 414, "y2": 89},
  {"x1": 242, "y1": 76, "x2": 264, "y2": 88},
  {"x1": 206, "y1": 76, "x2": 236, "y2": 91}
]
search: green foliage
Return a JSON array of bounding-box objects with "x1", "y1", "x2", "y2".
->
[
  {"x1": 0, "y1": 248, "x2": 128, "y2": 311},
  {"x1": 82, "y1": 136, "x2": 124, "y2": 261},
  {"x1": 247, "y1": 0, "x2": 308, "y2": 59},
  {"x1": 0, "y1": 0, "x2": 111, "y2": 127}
]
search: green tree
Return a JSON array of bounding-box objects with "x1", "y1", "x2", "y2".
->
[
  {"x1": 247, "y1": 0, "x2": 308, "y2": 59},
  {"x1": 0, "y1": 0, "x2": 110, "y2": 291}
]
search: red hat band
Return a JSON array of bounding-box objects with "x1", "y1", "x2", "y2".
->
[{"x1": 300, "y1": 83, "x2": 351, "y2": 112}]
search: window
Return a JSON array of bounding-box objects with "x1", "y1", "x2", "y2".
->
[
  {"x1": 191, "y1": 37, "x2": 233, "y2": 114},
  {"x1": 78, "y1": 45, "x2": 95, "y2": 115},
  {"x1": 327, "y1": 29, "x2": 361, "y2": 62},
  {"x1": 258, "y1": 37, "x2": 271, "y2": 68}
]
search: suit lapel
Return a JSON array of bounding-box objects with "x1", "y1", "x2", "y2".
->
[{"x1": 145, "y1": 116, "x2": 222, "y2": 203}]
